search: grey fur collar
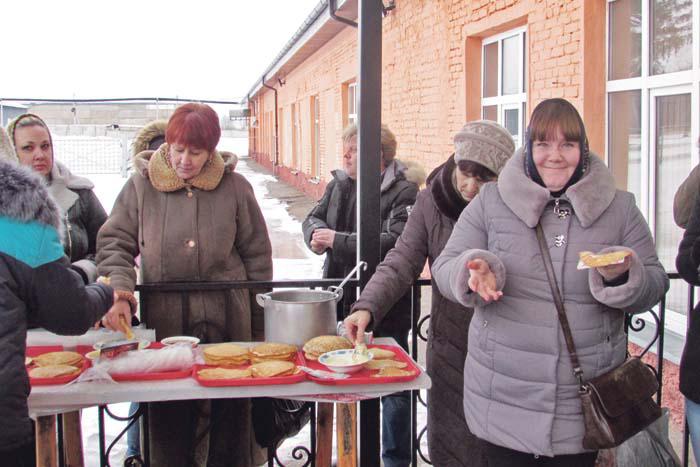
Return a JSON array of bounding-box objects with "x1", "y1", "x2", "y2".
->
[
  {"x1": 497, "y1": 148, "x2": 616, "y2": 228},
  {"x1": 0, "y1": 160, "x2": 62, "y2": 232},
  {"x1": 48, "y1": 161, "x2": 94, "y2": 213}
]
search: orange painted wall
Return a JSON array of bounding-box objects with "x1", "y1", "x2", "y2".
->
[{"x1": 250, "y1": 0, "x2": 607, "y2": 198}]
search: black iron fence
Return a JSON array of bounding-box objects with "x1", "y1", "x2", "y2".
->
[{"x1": 78, "y1": 274, "x2": 695, "y2": 467}]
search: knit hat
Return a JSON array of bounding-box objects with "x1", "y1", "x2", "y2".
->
[
  {"x1": 453, "y1": 120, "x2": 515, "y2": 175},
  {"x1": 0, "y1": 127, "x2": 16, "y2": 163}
]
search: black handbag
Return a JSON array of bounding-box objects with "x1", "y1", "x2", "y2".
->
[
  {"x1": 252, "y1": 397, "x2": 311, "y2": 448},
  {"x1": 535, "y1": 224, "x2": 661, "y2": 450}
]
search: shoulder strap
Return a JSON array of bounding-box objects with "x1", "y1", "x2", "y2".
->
[{"x1": 535, "y1": 224, "x2": 585, "y2": 385}]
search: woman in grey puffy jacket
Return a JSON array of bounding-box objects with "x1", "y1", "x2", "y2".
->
[
  {"x1": 432, "y1": 98, "x2": 668, "y2": 466},
  {"x1": 8, "y1": 114, "x2": 107, "y2": 283}
]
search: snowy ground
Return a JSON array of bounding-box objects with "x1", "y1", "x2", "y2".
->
[{"x1": 74, "y1": 137, "x2": 428, "y2": 466}]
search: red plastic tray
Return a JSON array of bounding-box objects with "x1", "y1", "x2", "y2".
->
[
  {"x1": 26, "y1": 346, "x2": 90, "y2": 386},
  {"x1": 304, "y1": 344, "x2": 421, "y2": 386},
  {"x1": 76, "y1": 342, "x2": 192, "y2": 381},
  {"x1": 193, "y1": 351, "x2": 306, "y2": 387}
]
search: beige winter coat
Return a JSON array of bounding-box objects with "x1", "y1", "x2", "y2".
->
[{"x1": 96, "y1": 144, "x2": 272, "y2": 466}]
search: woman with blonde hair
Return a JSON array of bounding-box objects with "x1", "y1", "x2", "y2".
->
[{"x1": 8, "y1": 114, "x2": 107, "y2": 283}]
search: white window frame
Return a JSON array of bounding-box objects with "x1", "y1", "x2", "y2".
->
[
  {"x1": 481, "y1": 26, "x2": 527, "y2": 147},
  {"x1": 606, "y1": 0, "x2": 700, "y2": 336},
  {"x1": 348, "y1": 83, "x2": 357, "y2": 125}
]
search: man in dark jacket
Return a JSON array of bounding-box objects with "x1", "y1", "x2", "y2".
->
[
  {"x1": 0, "y1": 132, "x2": 114, "y2": 466},
  {"x1": 302, "y1": 123, "x2": 424, "y2": 467}
]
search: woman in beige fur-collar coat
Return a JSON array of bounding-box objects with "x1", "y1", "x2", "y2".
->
[{"x1": 97, "y1": 103, "x2": 272, "y2": 467}]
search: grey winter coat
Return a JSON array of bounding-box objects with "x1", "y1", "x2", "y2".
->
[
  {"x1": 433, "y1": 149, "x2": 668, "y2": 456},
  {"x1": 48, "y1": 161, "x2": 107, "y2": 283},
  {"x1": 350, "y1": 156, "x2": 484, "y2": 466},
  {"x1": 0, "y1": 160, "x2": 112, "y2": 451},
  {"x1": 302, "y1": 160, "x2": 424, "y2": 336}
]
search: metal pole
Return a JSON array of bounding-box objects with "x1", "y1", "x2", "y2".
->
[{"x1": 357, "y1": 0, "x2": 382, "y2": 465}]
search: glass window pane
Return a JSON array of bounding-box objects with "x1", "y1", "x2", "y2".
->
[
  {"x1": 504, "y1": 108, "x2": 519, "y2": 136},
  {"x1": 522, "y1": 32, "x2": 527, "y2": 93},
  {"x1": 348, "y1": 84, "x2": 356, "y2": 115},
  {"x1": 608, "y1": 0, "x2": 642, "y2": 80},
  {"x1": 655, "y1": 93, "x2": 691, "y2": 314},
  {"x1": 483, "y1": 42, "x2": 498, "y2": 98},
  {"x1": 608, "y1": 91, "x2": 641, "y2": 200},
  {"x1": 651, "y1": 0, "x2": 693, "y2": 75},
  {"x1": 502, "y1": 35, "x2": 520, "y2": 95},
  {"x1": 482, "y1": 105, "x2": 497, "y2": 121}
]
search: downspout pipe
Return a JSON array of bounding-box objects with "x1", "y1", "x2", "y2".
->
[
  {"x1": 329, "y1": 0, "x2": 358, "y2": 28},
  {"x1": 261, "y1": 74, "x2": 280, "y2": 171}
]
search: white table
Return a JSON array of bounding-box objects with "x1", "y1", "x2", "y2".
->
[{"x1": 27, "y1": 337, "x2": 431, "y2": 466}]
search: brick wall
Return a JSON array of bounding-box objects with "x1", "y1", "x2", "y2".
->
[{"x1": 250, "y1": 0, "x2": 607, "y2": 198}]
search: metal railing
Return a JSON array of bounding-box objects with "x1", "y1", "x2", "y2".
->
[{"x1": 80, "y1": 274, "x2": 694, "y2": 466}]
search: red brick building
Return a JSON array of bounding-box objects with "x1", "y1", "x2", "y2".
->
[{"x1": 248, "y1": 0, "x2": 696, "y2": 333}]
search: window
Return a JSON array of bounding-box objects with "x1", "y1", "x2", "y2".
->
[
  {"x1": 311, "y1": 95, "x2": 321, "y2": 177},
  {"x1": 291, "y1": 101, "x2": 303, "y2": 171},
  {"x1": 481, "y1": 27, "x2": 527, "y2": 147},
  {"x1": 291, "y1": 103, "x2": 299, "y2": 170},
  {"x1": 606, "y1": 0, "x2": 696, "y2": 335},
  {"x1": 347, "y1": 82, "x2": 357, "y2": 125}
]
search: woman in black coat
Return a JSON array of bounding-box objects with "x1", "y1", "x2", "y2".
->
[{"x1": 675, "y1": 182, "x2": 700, "y2": 461}]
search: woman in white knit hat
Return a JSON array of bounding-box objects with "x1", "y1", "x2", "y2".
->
[{"x1": 344, "y1": 120, "x2": 514, "y2": 467}]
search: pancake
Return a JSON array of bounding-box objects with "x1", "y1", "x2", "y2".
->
[
  {"x1": 29, "y1": 365, "x2": 80, "y2": 378},
  {"x1": 372, "y1": 367, "x2": 414, "y2": 378},
  {"x1": 34, "y1": 351, "x2": 83, "y2": 367},
  {"x1": 250, "y1": 360, "x2": 298, "y2": 378},
  {"x1": 364, "y1": 359, "x2": 407, "y2": 370},
  {"x1": 369, "y1": 348, "x2": 396, "y2": 360},
  {"x1": 197, "y1": 367, "x2": 252, "y2": 380},
  {"x1": 303, "y1": 335, "x2": 352, "y2": 360}
]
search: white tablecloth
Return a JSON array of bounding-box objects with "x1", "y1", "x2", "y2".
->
[{"x1": 27, "y1": 338, "x2": 431, "y2": 417}]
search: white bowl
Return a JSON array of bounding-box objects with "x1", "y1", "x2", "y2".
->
[
  {"x1": 318, "y1": 349, "x2": 373, "y2": 374},
  {"x1": 161, "y1": 336, "x2": 200, "y2": 347}
]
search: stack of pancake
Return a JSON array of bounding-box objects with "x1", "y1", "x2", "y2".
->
[
  {"x1": 302, "y1": 335, "x2": 352, "y2": 361},
  {"x1": 203, "y1": 343, "x2": 250, "y2": 366},
  {"x1": 29, "y1": 351, "x2": 84, "y2": 378},
  {"x1": 250, "y1": 342, "x2": 297, "y2": 363}
]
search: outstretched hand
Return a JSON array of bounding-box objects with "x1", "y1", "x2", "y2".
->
[{"x1": 467, "y1": 259, "x2": 503, "y2": 303}]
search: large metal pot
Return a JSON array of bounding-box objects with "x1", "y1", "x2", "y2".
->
[
  {"x1": 256, "y1": 262, "x2": 367, "y2": 346},
  {"x1": 256, "y1": 287, "x2": 342, "y2": 346}
]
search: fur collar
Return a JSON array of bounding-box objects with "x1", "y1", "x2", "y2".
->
[
  {"x1": 47, "y1": 161, "x2": 94, "y2": 213},
  {"x1": 428, "y1": 156, "x2": 467, "y2": 221},
  {"x1": 0, "y1": 160, "x2": 62, "y2": 231},
  {"x1": 497, "y1": 148, "x2": 616, "y2": 228},
  {"x1": 133, "y1": 143, "x2": 231, "y2": 192},
  {"x1": 132, "y1": 120, "x2": 167, "y2": 156}
]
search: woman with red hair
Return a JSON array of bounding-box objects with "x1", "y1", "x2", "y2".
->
[{"x1": 97, "y1": 103, "x2": 272, "y2": 466}]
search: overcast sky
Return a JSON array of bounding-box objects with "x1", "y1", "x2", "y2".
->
[{"x1": 1, "y1": 0, "x2": 323, "y2": 102}]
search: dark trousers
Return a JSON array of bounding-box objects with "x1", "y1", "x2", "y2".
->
[
  {"x1": 1, "y1": 441, "x2": 36, "y2": 467},
  {"x1": 483, "y1": 441, "x2": 597, "y2": 467},
  {"x1": 376, "y1": 328, "x2": 412, "y2": 467}
]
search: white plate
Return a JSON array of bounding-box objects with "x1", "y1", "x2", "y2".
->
[
  {"x1": 93, "y1": 339, "x2": 150, "y2": 351},
  {"x1": 161, "y1": 336, "x2": 200, "y2": 347}
]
